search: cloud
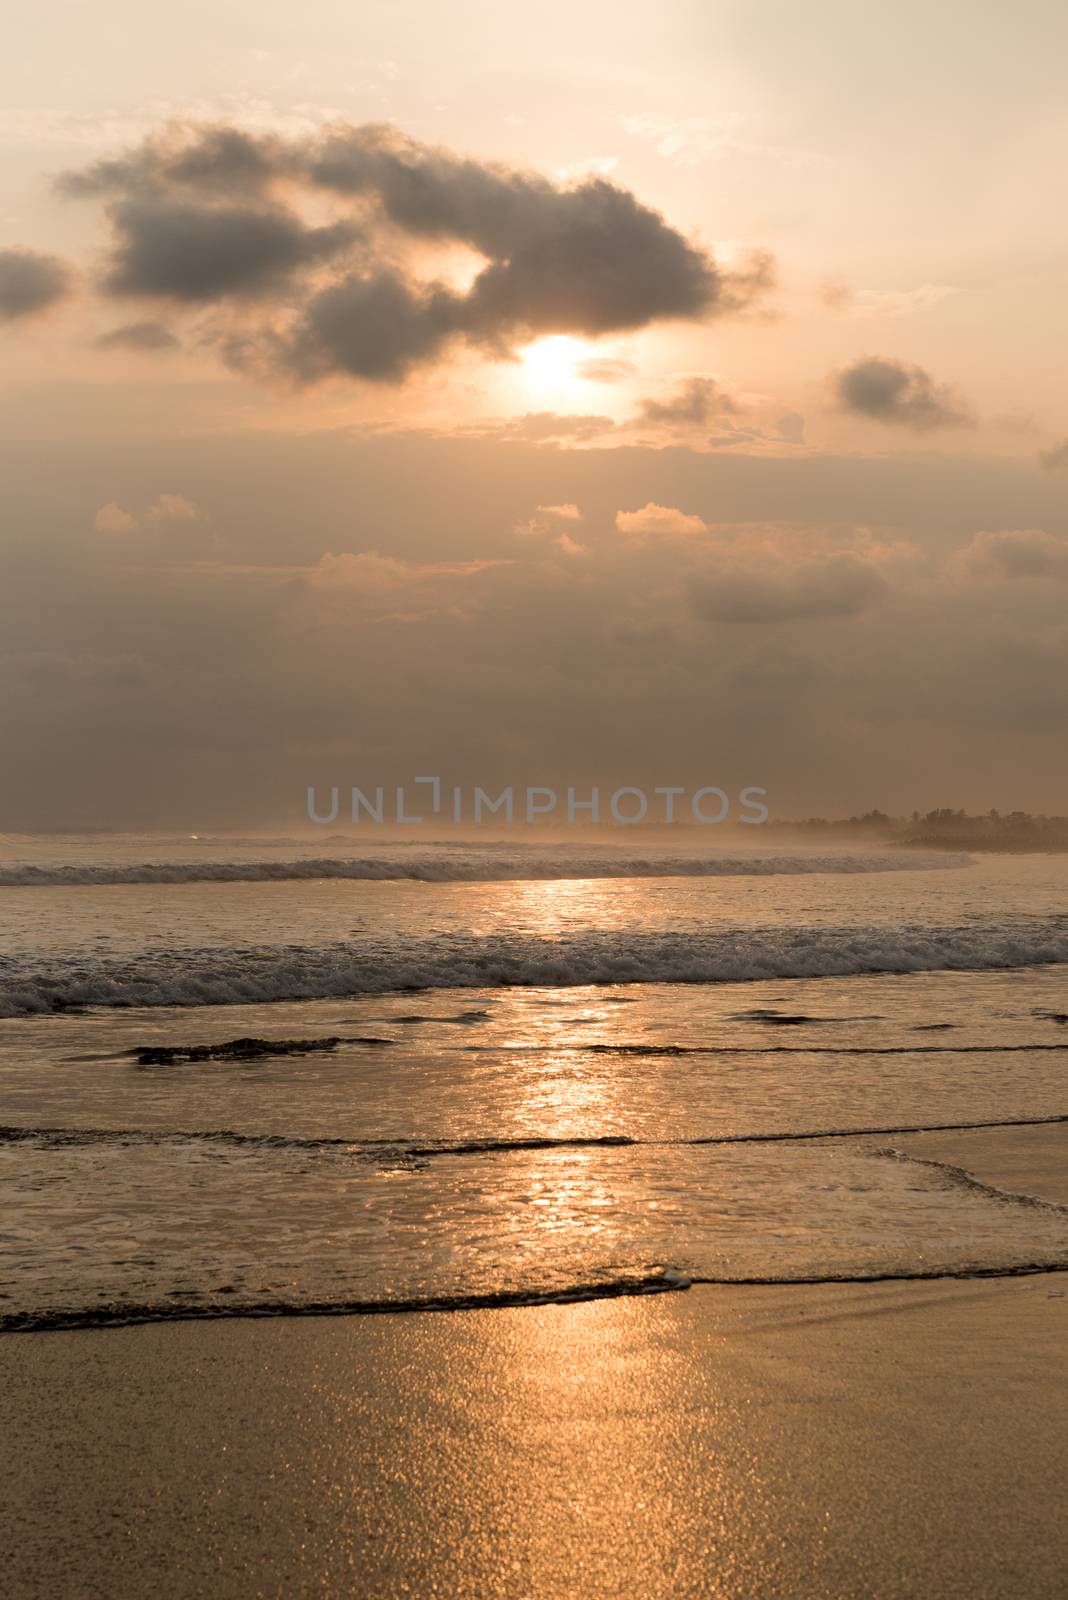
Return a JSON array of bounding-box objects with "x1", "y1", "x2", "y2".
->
[
  {"x1": 309, "y1": 550, "x2": 507, "y2": 616},
  {"x1": 638, "y1": 375, "x2": 736, "y2": 428},
  {"x1": 95, "y1": 320, "x2": 181, "y2": 351},
  {"x1": 281, "y1": 269, "x2": 460, "y2": 382},
  {"x1": 11, "y1": 426, "x2": 1068, "y2": 826},
  {"x1": 93, "y1": 501, "x2": 138, "y2": 534},
  {"x1": 0, "y1": 248, "x2": 72, "y2": 321},
  {"x1": 516, "y1": 502, "x2": 584, "y2": 543},
  {"x1": 821, "y1": 282, "x2": 957, "y2": 318},
  {"x1": 956, "y1": 529, "x2": 1068, "y2": 581},
  {"x1": 492, "y1": 412, "x2": 615, "y2": 443},
  {"x1": 93, "y1": 493, "x2": 203, "y2": 533},
  {"x1": 145, "y1": 494, "x2": 200, "y2": 524},
  {"x1": 574, "y1": 356, "x2": 636, "y2": 384},
  {"x1": 554, "y1": 156, "x2": 619, "y2": 183},
  {"x1": 100, "y1": 196, "x2": 359, "y2": 302},
  {"x1": 622, "y1": 113, "x2": 817, "y2": 169},
  {"x1": 687, "y1": 553, "x2": 886, "y2": 622},
  {"x1": 992, "y1": 410, "x2": 1038, "y2": 437},
  {"x1": 537, "y1": 502, "x2": 582, "y2": 521},
  {"x1": 1037, "y1": 439, "x2": 1068, "y2": 472},
  {"x1": 55, "y1": 121, "x2": 775, "y2": 383},
  {"x1": 832, "y1": 356, "x2": 973, "y2": 430},
  {"x1": 776, "y1": 412, "x2": 806, "y2": 444},
  {"x1": 616, "y1": 502, "x2": 709, "y2": 536}
]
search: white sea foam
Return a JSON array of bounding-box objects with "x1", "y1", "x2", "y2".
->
[
  {"x1": 0, "y1": 848, "x2": 971, "y2": 887},
  {"x1": 2, "y1": 919, "x2": 1066, "y2": 1014}
]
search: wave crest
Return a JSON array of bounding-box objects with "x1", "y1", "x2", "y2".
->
[
  {"x1": 3, "y1": 919, "x2": 1068, "y2": 1014},
  {"x1": 0, "y1": 848, "x2": 971, "y2": 887}
]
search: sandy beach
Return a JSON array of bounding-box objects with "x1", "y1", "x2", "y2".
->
[
  {"x1": 3, "y1": 1273, "x2": 1064, "y2": 1598},
  {"x1": 4, "y1": 1122, "x2": 1068, "y2": 1598}
]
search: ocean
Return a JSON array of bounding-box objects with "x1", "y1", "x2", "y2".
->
[{"x1": 2, "y1": 835, "x2": 1067, "y2": 1331}]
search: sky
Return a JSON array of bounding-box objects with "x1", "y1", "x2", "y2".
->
[{"x1": 1, "y1": 0, "x2": 1067, "y2": 828}]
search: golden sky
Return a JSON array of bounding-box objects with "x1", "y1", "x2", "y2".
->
[{"x1": 1, "y1": 1, "x2": 1067, "y2": 825}]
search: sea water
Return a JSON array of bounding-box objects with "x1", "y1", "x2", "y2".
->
[{"x1": 2, "y1": 837, "x2": 1066, "y2": 1328}]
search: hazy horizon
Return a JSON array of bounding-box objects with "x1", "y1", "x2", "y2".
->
[{"x1": 3, "y1": 1, "x2": 1067, "y2": 828}]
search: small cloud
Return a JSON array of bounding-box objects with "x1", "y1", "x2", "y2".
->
[
  {"x1": 955, "y1": 529, "x2": 1068, "y2": 581},
  {"x1": 93, "y1": 501, "x2": 138, "y2": 534},
  {"x1": 574, "y1": 356, "x2": 636, "y2": 384},
  {"x1": 622, "y1": 113, "x2": 817, "y2": 169},
  {"x1": 776, "y1": 412, "x2": 806, "y2": 444},
  {"x1": 616, "y1": 502, "x2": 709, "y2": 536},
  {"x1": 688, "y1": 554, "x2": 885, "y2": 623},
  {"x1": 0, "y1": 247, "x2": 72, "y2": 321},
  {"x1": 312, "y1": 551, "x2": 478, "y2": 588},
  {"x1": 556, "y1": 533, "x2": 586, "y2": 556},
  {"x1": 821, "y1": 282, "x2": 957, "y2": 318},
  {"x1": 1037, "y1": 439, "x2": 1068, "y2": 472},
  {"x1": 555, "y1": 156, "x2": 619, "y2": 183},
  {"x1": 95, "y1": 320, "x2": 181, "y2": 351},
  {"x1": 819, "y1": 281, "x2": 854, "y2": 312},
  {"x1": 832, "y1": 356, "x2": 973, "y2": 430},
  {"x1": 92, "y1": 493, "x2": 202, "y2": 533},
  {"x1": 494, "y1": 411, "x2": 615, "y2": 443},
  {"x1": 638, "y1": 375, "x2": 735, "y2": 428},
  {"x1": 146, "y1": 494, "x2": 201, "y2": 524},
  {"x1": 516, "y1": 502, "x2": 583, "y2": 538},
  {"x1": 310, "y1": 552, "x2": 506, "y2": 616},
  {"x1": 992, "y1": 409, "x2": 1038, "y2": 437}
]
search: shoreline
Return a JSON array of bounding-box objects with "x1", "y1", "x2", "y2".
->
[
  {"x1": 5, "y1": 1120, "x2": 1067, "y2": 1336},
  {"x1": 4, "y1": 1123, "x2": 1066, "y2": 1596},
  {"x1": 4, "y1": 1274, "x2": 1066, "y2": 1599}
]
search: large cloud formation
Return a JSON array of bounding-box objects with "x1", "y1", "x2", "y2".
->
[
  {"x1": 832, "y1": 356, "x2": 972, "y2": 430},
  {"x1": 56, "y1": 122, "x2": 773, "y2": 382},
  {"x1": 0, "y1": 248, "x2": 72, "y2": 321}
]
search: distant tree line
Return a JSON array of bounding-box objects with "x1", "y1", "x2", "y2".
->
[{"x1": 764, "y1": 808, "x2": 1068, "y2": 851}]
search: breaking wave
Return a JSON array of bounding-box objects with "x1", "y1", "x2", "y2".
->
[
  {"x1": 4, "y1": 918, "x2": 1068, "y2": 1014},
  {"x1": 0, "y1": 848, "x2": 971, "y2": 887}
]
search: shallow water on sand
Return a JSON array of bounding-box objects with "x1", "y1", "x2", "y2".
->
[{"x1": 2, "y1": 840, "x2": 1067, "y2": 1327}]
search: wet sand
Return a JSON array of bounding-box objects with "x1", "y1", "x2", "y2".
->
[
  {"x1": 1, "y1": 1270, "x2": 1065, "y2": 1599},
  {"x1": 4, "y1": 1123, "x2": 1067, "y2": 1598}
]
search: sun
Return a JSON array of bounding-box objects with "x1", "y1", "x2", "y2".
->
[{"x1": 520, "y1": 334, "x2": 589, "y2": 392}]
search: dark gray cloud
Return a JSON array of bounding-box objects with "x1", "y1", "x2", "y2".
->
[
  {"x1": 833, "y1": 356, "x2": 972, "y2": 430},
  {"x1": 56, "y1": 121, "x2": 774, "y2": 381},
  {"x1": 0, "y1": 248, "x2": 72, "y2": 321},
  {"x1": 58, "y1": 125, "x2": 291, "y2": 200},
  {"x1": 95, "y1": 320, "x2": 181, "y2": 351},
  {"x1": 100, "y1": 196, "x2": 359, "y2": 302},
  {"x1": 286, "y1": 270, "x2": 460, "y2": 382},
  {"x1": 1037, "y1": 439, "x2": 1068, "y2": 472},
  {"x1": 687, "y1": 554, "x2": 885, "y2": 622},
  {"x1": 639, "y1": 375, "x2": 736, "y2": 427}
]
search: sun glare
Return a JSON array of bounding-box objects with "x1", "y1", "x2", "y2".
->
[{"x1": 520, "y1": 334, "x2": 587, "y2": 391}]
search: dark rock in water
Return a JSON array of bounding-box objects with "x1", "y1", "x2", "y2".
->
[
  {"x1": 391, "y1": 1010, "x2": 492, "y2": 1025},
  {"x1": 914, "y1": 1023, "x2": 955, "y2": 1031},
  {"x1": 132, "y1": 1036, "x2": 347, "y2": 1065},
  {"x1": 729, "y1": 1008, "x2": 815, "y2": 1025}
]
